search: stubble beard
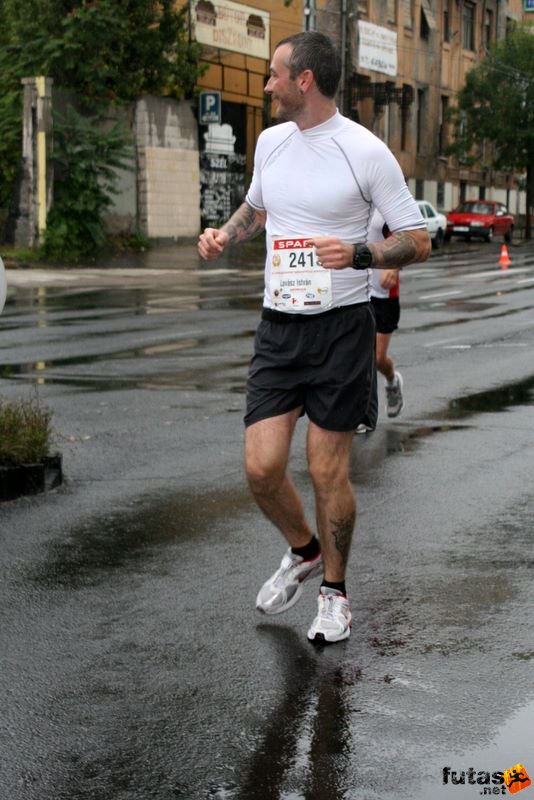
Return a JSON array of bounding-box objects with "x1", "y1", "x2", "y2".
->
[{"x1": 271, "y1": 94, "x2": 304, "y2": 124}]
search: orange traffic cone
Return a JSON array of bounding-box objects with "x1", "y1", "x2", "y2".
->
[{"x1": 498, "y1": 244, "x2": 512, "y2": 269}]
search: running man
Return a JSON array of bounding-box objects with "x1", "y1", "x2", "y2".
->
[
  {"x1": 198, "y1": 32, "x2": 431, "y2": 643},
  {"x1": 356, "y1": 211, "x2": 404, "y2": 434}
]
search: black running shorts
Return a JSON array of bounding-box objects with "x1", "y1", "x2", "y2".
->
[
  {"x1": 370, "y1": 296, "x2": 400, "y2": 334},
  {"x1": 245, "y1": 303, "x2": 376, "y2": 432}
]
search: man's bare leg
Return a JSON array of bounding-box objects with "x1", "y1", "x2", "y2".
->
[
  {"x1": 375, "y1": 331, "x2": 395, "y2": 381},
  {"x1": 306, "y1": 422, "x2": 355, "y2": 582},
  {"x1": 247, "y1": 410, "x2": 323, "y2": 616},
  {"x1": 305, "y1": 421, "x2": 354, "y2": 642},
  {"x1": 245, "y1": 409, "x2": 315, "y2": 547}
]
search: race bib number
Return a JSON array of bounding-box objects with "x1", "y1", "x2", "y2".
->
[{"x1": 270, "y1": 237, "x2": 332, "y2": 311}]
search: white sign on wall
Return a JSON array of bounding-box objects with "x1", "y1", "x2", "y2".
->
[
  {"x1": 191, "y1": 0, "x2": 270, "y2": 60},
  {"x1": 358, "y1": 21, "x2": 397, "y2": 78}
]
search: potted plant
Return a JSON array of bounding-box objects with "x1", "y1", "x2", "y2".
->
[{"x1": 0, "y1": 394, "x2": 62, "y2": 502}]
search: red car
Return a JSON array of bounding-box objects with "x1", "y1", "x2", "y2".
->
[{"x1": 446, "y1": 200, "x2": 515, "y2": 243}]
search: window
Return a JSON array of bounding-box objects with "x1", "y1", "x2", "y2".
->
[
  {"x1": 443, "y1": 0, "x2": 451, "y2": 42},
  {"x1": 404, "y1": 0, "x2": 414, "y2": 30},
  {"x1": 415, "y1": 179, "x2": 424, "y2": 200},
  {"x1": 400, "y1": 84, "x2": 412, "y2": 151},
  {"x1": 384, "y1": 104, "x2": 396, "y2": 147},
  {"x1": 484, "y1": 10, "x2": 493, "y2": 50},
  {"x1": 420, "y1": 6, "x2": 430, "y2": 40},
  {"x1": 416, "y1": 88, "x2": 425, "y2": 154},
  {"x1": 439, "y1": 95, "x2": 449, "y2": 154},
  {"x1": 437, "y1": 181, "x2": 445, "y2": 208},
  {"x1": 387, "y1": 0, "x2": 397, "y2": 23},
  {"x1": 462, "y1": 2, "x2": 475, "y2": 50}
]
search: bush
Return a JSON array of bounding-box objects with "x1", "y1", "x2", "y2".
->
[
  {"x1": 40, "y1": 108, "x2": 134, "y2": 262},
  {"x1": 0, "y1": 394, "x2": 53, "y2": 466}
]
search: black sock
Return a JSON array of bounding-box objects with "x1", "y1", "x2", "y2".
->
[
  {"x1": 321, "y1": 579, "x2": 347, "y2": 595},
  {"x1": 291, "y1": 536, "x2": 320, "y2": 561}
]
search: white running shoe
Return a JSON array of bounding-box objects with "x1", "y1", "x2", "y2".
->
[
  {"x1": 385, "y1": 370, "x2": 404, "y2": 418},
  {"x1": 355, "y1": 423, "x2": 374, "y2": 434},
  {"x1": 307, "y1": 587, "x2": 352, "y2": 644},
  {"x1": 256, "y1": 548, "x2": 323, "y2": 616}
]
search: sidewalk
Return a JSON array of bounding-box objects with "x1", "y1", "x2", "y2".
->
[
  {"x1": 3, "y1": 235, "x2": 534, "y2": 291},
  {"x1": 2, "y1": 239, "x2": 267, "y2": 289}
]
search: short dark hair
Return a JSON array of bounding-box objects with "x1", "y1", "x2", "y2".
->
[{"x1": 275, "y1": 32, "x2": 341, "y2": 99}]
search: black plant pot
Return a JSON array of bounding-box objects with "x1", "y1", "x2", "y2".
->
[{"x1": 0, "y1": 453, "x2": 63, "y2": 502}]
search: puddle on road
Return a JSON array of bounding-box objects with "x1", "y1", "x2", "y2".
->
[
  {"x1": 0, "y1": 327, "x2": 255, "y2": 392},
  {"x1": 437, "y1": 374, "x2": 534, "y2": 420},
  {"x1": 3, "y1": 278, "x2": 264, "y2": 316},
  {"x1": 350, "y1": 423, "x2": 468, "y2": 483},
  {"x1": 405, "y1": 303, "x2": 533, "y2": 334},
  {"x1": 23, "y1": 486, "x2": 252, "y2": 590}
]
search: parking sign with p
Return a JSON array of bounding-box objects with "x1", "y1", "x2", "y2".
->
[{"x1": 199, "y1": 91, "x2": 221, "y2": 125}]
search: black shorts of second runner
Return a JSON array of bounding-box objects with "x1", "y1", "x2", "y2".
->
[
  {"x1": 370, "y1": 295, "x2": 400, "y2": 335},
  {"x1": 245, "y1": 303, "x2": 376, "y2": 432}
]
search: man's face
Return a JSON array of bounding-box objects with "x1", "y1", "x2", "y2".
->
[{"x1": 264, "y1": 43, "x2": 304, "y2": 122}]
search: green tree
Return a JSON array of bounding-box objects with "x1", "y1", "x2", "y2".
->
[
  {"x1": 41, "y1": 0, "x2": 203, "y2": 107},
  {"x1": 0, "y1": 0, "x2": 204, "y2": 215},
  {"x1": 449, "y1": 23, "x2": 534, "y2": 239}
]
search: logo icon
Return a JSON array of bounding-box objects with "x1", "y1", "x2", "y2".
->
[{"x1": 503, "y1": 764, "x2": 531, "y2": 794}]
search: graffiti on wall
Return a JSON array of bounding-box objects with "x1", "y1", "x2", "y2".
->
[{"x1": 200, "y1": 122, "x2": 246, "y2": 228}]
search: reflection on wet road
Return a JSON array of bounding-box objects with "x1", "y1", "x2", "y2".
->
[{"x1": 1, "y1": 241, "x2": 534, "y2": 799}]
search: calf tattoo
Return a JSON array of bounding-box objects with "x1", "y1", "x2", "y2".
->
[{"x1": 330, "y1": 511, "x2": 356, "y2": 562}]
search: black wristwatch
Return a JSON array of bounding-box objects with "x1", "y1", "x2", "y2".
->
[{"x1": 352, "y1": 243, "x2": 373, "y2": 269}]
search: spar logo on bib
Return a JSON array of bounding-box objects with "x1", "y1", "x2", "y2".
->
[{"x1": 273, "y1": 238, "x2": 314, "y2": 250}]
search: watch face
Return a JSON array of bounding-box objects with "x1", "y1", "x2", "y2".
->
[
  {"x1": 354, "y1": 245, "x2": 372, "y2": 268},
  {"x1": 360, "y1": 249, "x2": 372, "y2": 267}
]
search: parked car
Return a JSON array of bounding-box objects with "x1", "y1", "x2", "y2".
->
[
  {"x1": 445, "y1": 200, "x2": 515, "y2": 243},
  {"x1": 417, "y1": 200, "x2": 447, "y2": 249}
]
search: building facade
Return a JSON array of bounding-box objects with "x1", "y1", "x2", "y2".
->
[
  {"x1": 185, "y1": 0, "x2": 526, "y2": 226},
  {"x1": 182, "y1": 1, "x2": 306, "y2": 226},
  {"x1": 312, "y1": 0, "x2": 526, "y2": 216}
]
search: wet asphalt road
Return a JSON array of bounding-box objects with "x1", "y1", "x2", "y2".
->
[{"x1": 1, "y1": 240, "x2": 534, "y2": 800}]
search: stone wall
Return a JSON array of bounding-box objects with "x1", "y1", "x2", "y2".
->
[
  {"x1": 5, "y1": 86, "x2": 202, "y2": 246},
  {"x1": 134, "y1": 96, "x2": 200, "y2": 240}
]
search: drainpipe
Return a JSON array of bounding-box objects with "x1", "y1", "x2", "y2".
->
[
  {"x1": 304, "y1": 0, "x2": 316, "y2": 31},
  {"x1": 340, "y1": 0, "x2": 348, "y2": 115}
]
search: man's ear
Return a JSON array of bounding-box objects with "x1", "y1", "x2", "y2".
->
[{"x1": 297, "y1": 69, "x2": 314, "y2": 94}]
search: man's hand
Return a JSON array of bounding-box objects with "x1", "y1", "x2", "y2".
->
[
  {"x1": 198, "y1": 202, "x2": 266, "y2": 261},
  {"x1": 310, "y1": 236, "x2": 353, "y2": 270},
  {"x1": 198, "y1": 228, "x2": 230, "y2": 261},
  {"x1": 379, "y1": 269, "x2": 400, "y2": 290}
]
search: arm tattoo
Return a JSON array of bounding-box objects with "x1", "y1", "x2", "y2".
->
[
  {"x1": 330, "y1": 511, "x2": 356, "y2": 564},
  {"x1": 222, "y1": 202, "x2": 265, "y2": 245},
  {"x1": 370, "y1": 229, "x2": 430, "y2": 268},
  {"x1": 381, "y1": 231, "x2": 417, "y2": 267}
]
